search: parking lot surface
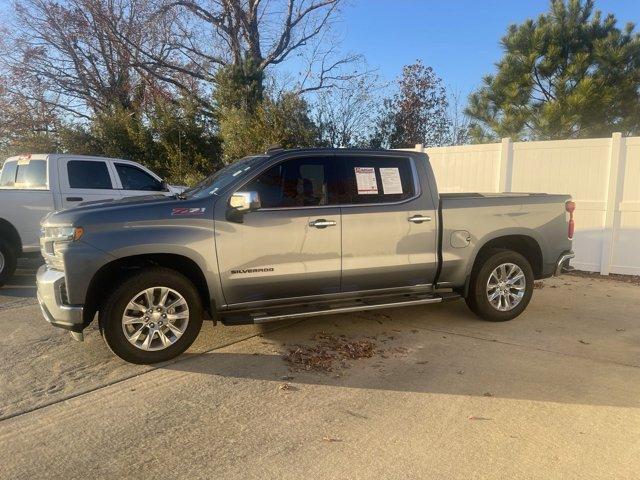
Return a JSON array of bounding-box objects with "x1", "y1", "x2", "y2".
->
[{"x1": 1, "y1": 262, "x2": 639, "y2": 479}]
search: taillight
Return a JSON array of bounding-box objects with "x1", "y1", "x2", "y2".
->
[{"x1": 565, "y1": 201, "x2": 576, "y2": 239}]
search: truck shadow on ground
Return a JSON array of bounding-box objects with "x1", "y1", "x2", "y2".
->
[{"x1": 164, "y1": 299, "x2": 640, "y2": 409}]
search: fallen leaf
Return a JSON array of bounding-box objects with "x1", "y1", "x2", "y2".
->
[
  {"x1": 616, "y1": 328, "x2": 625, "y2": 332},
  {"x1": 483, "y1": 392, "x2": 493, "y2": 397},
  {"x1": 578, "y1": 339, "x2": 590, "y2": 345},
  {"x1": 278, "y1": 383, "x2": 298, "y2": 391}
]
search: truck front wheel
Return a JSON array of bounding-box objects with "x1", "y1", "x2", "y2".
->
[
  {"x1": 100, "y1": 268, "x2": 203, "y2": 364},
  {"x1": 0, "y1": 239, "x2": 18, "y2": 287},
  {"x1": 466, "y1": 249, "x2": 534, "y2": 322}
]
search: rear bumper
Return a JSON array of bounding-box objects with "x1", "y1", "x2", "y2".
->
[
  {"x1": 36, "y1": 266, "x2": 84, "y2": 332},
  {"x1": 555, "y1": 251, "x2": 575, "y2": 276}
]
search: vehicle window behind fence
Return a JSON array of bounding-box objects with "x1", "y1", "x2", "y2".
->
[
  {"x1": 115, "y1": 163, "x2": 163, "y2": 191},
  {"x1": 0, "y1": 160, "x2": 47, "y2": 189},
  {"x1": 340, "y1": 156, "x2": 415, "y2": 204},
  {"x1": 67, "y1": 160, "x2": 112, "y2": 189},
  {"x1": 243, "y1": 156, "x2": 347, "y2": 208}
]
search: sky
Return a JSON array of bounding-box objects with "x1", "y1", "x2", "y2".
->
[{"x1": 332, "y1": 0, "x2": 640, "y2": 99}]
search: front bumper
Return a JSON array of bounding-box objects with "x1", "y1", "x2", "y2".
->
[
  {"x1": 555, "y1": 251, "x2": 575, "y2": 276},
  {"x1": 36, "y1": 265, "x2": 84, "y2": 332}
]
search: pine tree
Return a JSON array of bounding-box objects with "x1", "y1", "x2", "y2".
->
[{"x1": 466, "y1": 0, "x2": 640, "y2": 141}]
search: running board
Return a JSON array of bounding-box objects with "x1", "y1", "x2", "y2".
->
[{"x1": 238, "y1": 294, "x2": 456, "y2": 325}]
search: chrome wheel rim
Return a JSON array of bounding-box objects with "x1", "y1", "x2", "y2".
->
[
  {"x1": 0, "y1": 250, "x2": 4, "y2": 273},
  {"x1": 122, "y1": 287, "x2": 189, "y2": 351},
  {"x1": 486, "y1": 263, "x2": 526, "y2": 311}
]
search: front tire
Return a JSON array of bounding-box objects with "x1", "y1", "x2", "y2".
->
[
  {"x1": 466, "y1": 249, "x2": 534, "y2": 322},
  {"x1": 100, "y1": 268, "x2": 203, "y2": 364},
  {"x1": 0, "y1": 240, "x2": 18, "y2": 288}
]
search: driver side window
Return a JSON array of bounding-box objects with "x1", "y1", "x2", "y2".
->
[{"x1": 243, "y1": 156, "x2": 346, "y2": 208}]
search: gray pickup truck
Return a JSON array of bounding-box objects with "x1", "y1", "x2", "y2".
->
[{"x1": 36, "y1": 148, "x2": 575, "y2": 364}]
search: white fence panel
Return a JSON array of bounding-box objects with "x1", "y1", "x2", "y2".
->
[
  {"x1": 612, "y1": 137, "x2": 640, "y2": 275},
  {"x1": 404, "y1": 133, "x2": 640, "y2": 276}
]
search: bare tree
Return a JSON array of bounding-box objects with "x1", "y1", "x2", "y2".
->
[
  {"x1": 3, "y1": 0, "x2": 170, "y2": 119},
  {"x1": 313, "y1": 72, "x2": 383, "y2": 147},
  {"x1": 446, "y1": 89, "x2": 470, "y2": 145},
  {"x1": 122, "y1": 0, "x2": 361, "y2": 108}
]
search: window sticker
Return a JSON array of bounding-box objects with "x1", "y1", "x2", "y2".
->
[
  {"x1": 380, "y1": 167, "x2": 403, "y2": 194},
  {"x1": 354, "y1": 167, "x2": 378, "y2": 194}
]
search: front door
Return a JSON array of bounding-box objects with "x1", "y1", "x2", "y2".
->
[
  {"x1": 339, "y1": 154, "x2": 438, "y2": 292},
  {"x1": 113, "y1": 161, "x2": 168, "y2": 198},
  {"x1": 215, "y1": 155, "x2": 343, "y2": 307}
]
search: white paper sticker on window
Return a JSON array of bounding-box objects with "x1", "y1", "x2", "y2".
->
[
  {"x1": 380, "y1": 167, "x2": 403, "y2": 194},
  {"x1": 354, "y1": 167, "x2": 378, "y2": 194}
]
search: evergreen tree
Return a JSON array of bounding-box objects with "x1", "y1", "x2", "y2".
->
[{"x1": 466, "y1": 0, "x2": 640, "y2": 141}]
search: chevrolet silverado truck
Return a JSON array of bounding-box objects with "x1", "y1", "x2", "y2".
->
[
  {"x1": 36, "y1": 148, "x2": 575, "y2": 364},
  {"x1": 0, "y1": 153, "x2": 184, "y2": 286}
]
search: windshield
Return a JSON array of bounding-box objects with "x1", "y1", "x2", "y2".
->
[{"x1": 181, "y1": 155, "x2": 268, "y2": 199}]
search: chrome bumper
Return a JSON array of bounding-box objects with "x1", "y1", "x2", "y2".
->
[
  {"x1": 36, "y1": 265, "x2": 84, "y2": 331},
  {"x1": 555, "y1": 252, "x2": 575, "y2": 276}
]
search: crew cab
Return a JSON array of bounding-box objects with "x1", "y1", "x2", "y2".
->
[
  {"x1": 0, "y1": 154, "x2": 184, "y2": 285},
  {"x1": 36, "y1": 148, "x2": 575, "y2": 364}
]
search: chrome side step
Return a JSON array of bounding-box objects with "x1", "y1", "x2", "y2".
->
[{"x1": 250, "y1": 296, "x2": 445, "y2": 324}]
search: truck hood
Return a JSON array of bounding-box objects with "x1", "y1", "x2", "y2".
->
[{"x1": 43, "y1": 194, "x2": 213, "y2": 227}]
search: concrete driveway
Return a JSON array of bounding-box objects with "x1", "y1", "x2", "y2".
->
[{"x1": 0, "y1": 262, "x2": 639, "y2": 479}]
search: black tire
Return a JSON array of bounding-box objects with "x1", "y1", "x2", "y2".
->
[
  {"x1": 100, "y1": 267, "x2": 203, "y2": 364},
  {"x1": 0, "y1": 239, "x2": 18, "y2": 288},
  {"x1": 465, "y1": 249, "x2": 534, "y2": 322}
]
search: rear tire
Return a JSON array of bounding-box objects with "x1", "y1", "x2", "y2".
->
[
  {"x1": 466, "y1": 249, "x2": 534, "y2": 322},
  {"x1": 0, "y1": 240, "x2": 18, "y2": 288},
  {"x1": 100, "y1": 268, "x2": 203, "y2": 364}
]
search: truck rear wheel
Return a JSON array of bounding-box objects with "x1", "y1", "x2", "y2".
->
[
  {"x1": 466, "y1": 249, "x2": 534, "y2": 322},
  {"x1": 100, "y1": 268, "x2": 203, "y2": 364},
  {"x1": 0, "y1": 239, "x2": 18, "y2": 287}
]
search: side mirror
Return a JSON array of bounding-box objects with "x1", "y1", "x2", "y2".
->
[
  {"x1": 160, "y1": 180, "x2": 170, "y2": 192},
  {"x1": 229, "y1": 191, "x2": 261, "y2": 212}
]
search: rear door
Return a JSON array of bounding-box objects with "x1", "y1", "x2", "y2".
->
[
  {"x1": 113, "y1": 161, "x2": 168, "y2": 198},
  {"x1": 215, "y1": 155, "x2": 345, "y2": 306},
  {"x1": 339, "y1": 153, "x2": 438, "y2": 292},
  {"x1": 57, "y1": 157, "x2": 121, "y2": 209}
]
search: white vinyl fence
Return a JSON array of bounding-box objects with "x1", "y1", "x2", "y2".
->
[{"x1": 403, "y1": 133, "x2": 640, "y2": 276}]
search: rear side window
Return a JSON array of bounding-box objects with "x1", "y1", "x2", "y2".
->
[
  {"x1": 115, "y1": 163, "x2": 163, "y2": 191},
  {"x1": 341, "y1": 156, "x2": 415, "y2": 204},
  {"x1": 243, "y1": 156, "x2": 348, "y2": 208},
  {"x1": 0, "y1": 161, "x2": 18, "y2": 187},
  {"x1": 0, "y1": 160, "x2": 47, "y2": 189},
  {"x1": 67, "y1": 160, "x2": 112, "y2": 189}
]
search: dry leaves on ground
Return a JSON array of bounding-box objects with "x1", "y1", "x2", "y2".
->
[{"x1": 283, "y1": 332, "x2": 377, "y2": 373}]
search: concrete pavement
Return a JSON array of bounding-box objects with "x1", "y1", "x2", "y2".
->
[{"x1": 0, "y1": 266, "x2": 639, "y2": 479}]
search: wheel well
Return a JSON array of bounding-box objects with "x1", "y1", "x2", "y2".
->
[
  {"x1": 0, "y1": 219, "x2": 22, "y2": 255},
  {"x1": 473, "y1": 235, "x2": 543, "y2": 279},
  {"x1": 83, "y1": 254, "x2": 213, "y2": 324}
]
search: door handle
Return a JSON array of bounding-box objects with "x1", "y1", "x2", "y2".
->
[
  {"x1": 309, "y1": 219, "x2": 337, "y2": 228},
  {"x1": 66, "y1": 197, "x2": 83, "y2": 202},
  {"x1": 408, "y1": 214, "x2": 431, "y2": 224}
]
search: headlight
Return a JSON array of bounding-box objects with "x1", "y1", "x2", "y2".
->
[{"x1": 43, "y1": 226, "x2": 84, "y2": 242}]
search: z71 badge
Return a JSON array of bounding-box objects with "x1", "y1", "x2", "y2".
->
[{"x1": 171, "y1": 207, "x2": 206, "y2": 216}]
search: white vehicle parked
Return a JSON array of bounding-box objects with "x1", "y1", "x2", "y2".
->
[{"x1": 0, "y1": 153, "x2": 184, "y2": 285}]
